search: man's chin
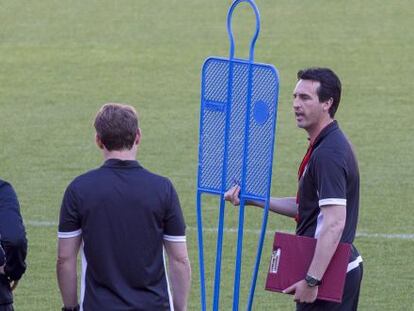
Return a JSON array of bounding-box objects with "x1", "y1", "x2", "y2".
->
[{"x1": 296, "y1": 122, "x2": 306, "y2": 129}]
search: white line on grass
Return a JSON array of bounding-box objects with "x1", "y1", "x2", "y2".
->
[
  {"x1": 186, "y1": 227, "x2": 414, "y2": 240},
  {"x1": 27, "y1": 220, "x2": 57, "y2": 227},
  {"x1": 27, "y1": 220, "x2": 414, "y2": 240}
]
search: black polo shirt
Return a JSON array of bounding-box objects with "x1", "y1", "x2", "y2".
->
[
  {"x1": 296, "y1": 121, "x2": 361, "y2": 266},
  {"x1": 58, "y1": 159, "x2": 186, "y2": 311}
]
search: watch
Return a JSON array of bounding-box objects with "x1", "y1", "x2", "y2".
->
[{"x1": 305, "y1": 274, "x2": 322, "y2": 287}]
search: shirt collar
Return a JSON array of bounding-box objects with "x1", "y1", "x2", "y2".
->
[
  {"x1": 102, "y1": 158, "x2": 141, "y2": 169},
  {"x1": 312, "y1": 120, "x2": 339, "y2": 147}
]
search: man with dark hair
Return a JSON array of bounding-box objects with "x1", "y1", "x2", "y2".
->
[
  {"x1": 225, "y1": 68, "x2": 363, "y2": 310},
  {"x1": 0, "y1": 180, "x2": 28, "y2": 311},
  {"x1": 57, "y1": 103, "x2": 191, "y2": 311},
  {"x1": 296, "y1": 68, "x2": 341, "y2": 118}
]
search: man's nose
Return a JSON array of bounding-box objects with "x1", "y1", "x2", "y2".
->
[{"x1": 293, "y1": 98, "x2": 301, "y2": 109}]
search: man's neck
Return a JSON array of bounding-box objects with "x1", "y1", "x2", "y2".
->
[
  {"x1": 103, "y1": 149, "x2": 137, "y2": 161},
  {"x1": 307, "y1": 118, "x2": 334, "y2": 145}
]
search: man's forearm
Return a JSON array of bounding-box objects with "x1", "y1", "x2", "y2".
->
[
  {"x1": 307, "y1": 226, "x2": 341, "y2": 280},
  {"x1": 169, "y1": 257, "x2": 191, "y2": 311},
  {"x1": 307, "y1": 206, "x2": 345, "y2": 280},
  {"x1": 248, "y1": 197, "x2": 297, "y2": 218},
  {"x1": 56, "y1": 258, "x2": 78, "y2": 307}
]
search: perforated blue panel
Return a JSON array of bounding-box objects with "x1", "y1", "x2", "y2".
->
[{"x1": 198, "y1": 57, "x2": 279, "y2": 200}]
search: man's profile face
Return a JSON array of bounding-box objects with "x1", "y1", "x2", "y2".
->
[{"x1": 292, "y1": 79, "x2": 325, "y2": 131}]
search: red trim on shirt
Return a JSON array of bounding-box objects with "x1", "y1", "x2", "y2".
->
[{"x1": 295, "y1": 144, "x2": 314, "y2": 223}]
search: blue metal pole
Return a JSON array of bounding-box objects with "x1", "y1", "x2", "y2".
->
[
  {"x1": 196, "y1": 190, "x2": 207, "y2": 311},
  {"x1": 212, "y1": 196, "x2": 227, "y2": 311},
  {"x1": 232, "y1": 199, "x2": 246, "y2": 311},
  {"x1": 246, "y1": 199, "x2": 271, "y2": 310},
  {"x1": 213, "y1": 48, "x2": 235, "y2": 310}
]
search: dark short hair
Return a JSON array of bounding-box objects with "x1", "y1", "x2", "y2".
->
[
  {"x1": 94, "y1": 103, "x2": 139, "y2": 151},
  {"x1": 297, "y1": 68, "x2": 342, "y2": 118}
]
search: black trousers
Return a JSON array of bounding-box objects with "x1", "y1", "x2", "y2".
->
[{"x1": 297, "y1": 263, "x2": 363, "y2": 311}]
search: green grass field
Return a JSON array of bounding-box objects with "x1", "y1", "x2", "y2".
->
[{"x1": 0, "y1": 0, "x2": 413, "y2": 310}]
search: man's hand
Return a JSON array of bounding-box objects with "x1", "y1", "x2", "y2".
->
[
  {"x1": 10, "y1": 280, "x2": 19, "y2": 291},
  {"x1": 0, "y1": 263, "x2": 19, "y2": 290},
  {"x1": 0, "y1": 243, "x2": 5, "y2": 268},
  {"x1": 283, "y1": 279, "x2": 318, "y2": 303},
  {"x1": 224, "y1": 185, "x2": 241, "y2": 206}
]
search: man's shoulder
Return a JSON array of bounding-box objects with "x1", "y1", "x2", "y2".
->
[
  {"x1": 64, "y1": 167, "x2": 106, "y2": 194},
  {"x1": 316, "y1": 128, "x2": 351, "y2": 156},
  {"x1": 311, "y1": 128, "x2": 358, "y2": 175},
  {"x1": 141, "y1": 167, "x2": 169, "y2": 180},
  {"x1": 0, "y1": 179, "x2": 10, "y2": 188},
  {"x1": 69, "y1": 166, "x2": 172, "y2": 189},
  {"x1": 311, "y1": 140, "x2": 347, "y2": 170},
  {"x1": 71, "y1": 167, "x2": 103, "y2": 183},
  {"x1": 139, "y1": 168, "x2": 174, "y2": 189},
  {"x1": 0, "y1": 179, "x2": 16, "y2": 197},
  {"x1": 0, "y1": 179, "x2": 7, "y2": 190}
]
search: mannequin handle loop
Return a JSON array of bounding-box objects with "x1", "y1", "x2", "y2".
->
[{"x1": 227, "y1": 0, "x2": 261, "y2": 62}]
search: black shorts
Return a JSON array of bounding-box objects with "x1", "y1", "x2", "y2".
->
[{"x1": 296, "y1": 263, "x2": 363, "y2": 311}]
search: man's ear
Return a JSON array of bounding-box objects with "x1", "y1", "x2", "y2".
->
[
  {"x1": 135, "y1": 128, "x2": 142, "y2": 145},
  {"x1": 95, "y1": 134, "x2": 105, "y2": 149},
  {"x1": 323, "y1": 98, "x2": 333, "y2": 112}
]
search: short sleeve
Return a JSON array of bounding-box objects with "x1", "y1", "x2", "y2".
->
[
  {"x1": 163, "y1": 180, "x2": 186, "y2": 242},
  {"x1": 58, "y1": 183, "x2": 82, "y2": 238},
  {"x1": 312, "y1": 152, "x2": 347, "y2": 207},
  {"x1": 0, "y1": 181, "x2": 26, "y2": 241}
]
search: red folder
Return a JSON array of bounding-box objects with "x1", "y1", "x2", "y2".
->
[{"x1": 265, "y1": 232, "x2": 351, "y2": 303}]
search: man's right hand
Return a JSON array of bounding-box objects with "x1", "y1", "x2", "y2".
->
[
  {"x1": 10, "y1": 280, "x2": 19, "y2": 291},
  {"x1": 0, "y1": 243, "x2": 5, "y2": 269},
  {"x1": 0, "y1": 243, "x2": 5, "y2": 275},
  {"x1": 224, "y1": 185, "x2": 241, "y2": 206}
]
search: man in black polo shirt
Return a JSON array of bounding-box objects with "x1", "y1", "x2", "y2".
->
[
  {"x1": 225, "y1": 68, "x2": 363, "y2": 310},
  {"x1": 57, "y1": 103, "x2": 191, "y2": 311}
]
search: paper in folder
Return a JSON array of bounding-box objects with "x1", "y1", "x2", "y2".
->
[{"x1": 265, "y1": 232, "x2": 351, "y2": 303}]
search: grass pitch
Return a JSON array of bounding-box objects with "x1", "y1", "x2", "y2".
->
[{"x1": 0, "y1": 0, "x2": 413, "y2": 310}]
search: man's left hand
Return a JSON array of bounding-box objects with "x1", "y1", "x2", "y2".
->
[
  {"x1": 283, "y1": 279, "x2": 318, "y2": 303},
  {"x1": 10, "y1": 280, "x2": 19, "y2": 291}
]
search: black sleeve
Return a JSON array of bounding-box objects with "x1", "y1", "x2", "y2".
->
[
  {"x1": 163, "y1": 180, "x2": 186, "y2": 240},
  {"x1": 312, "y1": 152, "x2": 347, "y2": 207},
  {"x1": 58, "y1": 183, "x2": 82, "y2": 237},
  {"x1": 0, "y1": 181, "x2": 27, "y2": 281}
]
